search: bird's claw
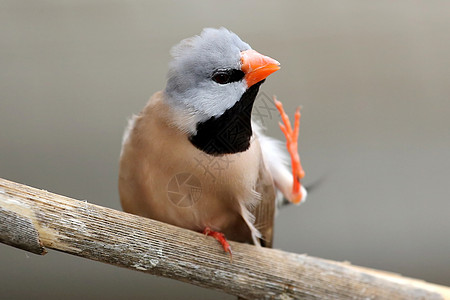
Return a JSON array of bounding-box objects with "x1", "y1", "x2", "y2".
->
[
  {"x1": 274, "y1": 96, "x2": 305, "y2": 204},
  {"x1": 203, "y1": 227, "x2": 233, "y2": 263}
]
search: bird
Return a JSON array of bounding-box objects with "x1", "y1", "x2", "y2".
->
[{"x1": 119, "y1": 28, "x2": 306, "y2": 258}]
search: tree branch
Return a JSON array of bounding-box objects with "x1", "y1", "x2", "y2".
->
[{"x1": 0, "y1": 177, "x2": 449, "y2": 299}]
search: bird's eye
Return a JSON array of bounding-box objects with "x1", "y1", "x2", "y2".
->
[
  {"x1": 212, "y1": 68, "x2": 245, "y2": 85},
  {"x1": 212, "y1": 71, "x2": 231, "y2": 84}
]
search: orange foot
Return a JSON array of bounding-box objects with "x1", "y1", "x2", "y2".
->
[
  {"x1": 274, "y1": 96, "x2": 305, "y2": 204},
  {"x1": 203, "y1": 227, "x2": 232, "y2": 262}
]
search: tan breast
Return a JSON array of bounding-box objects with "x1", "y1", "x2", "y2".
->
[{"x1": 119, "y1": 91, "x2": 272, "y2": 244}]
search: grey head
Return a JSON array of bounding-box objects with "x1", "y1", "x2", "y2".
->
[{"x1": 164, "y1": 28, "x2": 251, "y2": 135}]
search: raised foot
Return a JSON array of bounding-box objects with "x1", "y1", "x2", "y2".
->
[
  {"x1": 274, "y1": 96, "x2": 305, "y2": 204},
  {"x1": 203, "y1": 227, "x2": 232, "y2": 262}
]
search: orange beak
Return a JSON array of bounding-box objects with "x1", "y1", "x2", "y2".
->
[{"x1": 240, "y1": 49, "x2": 280, "y2": 88}]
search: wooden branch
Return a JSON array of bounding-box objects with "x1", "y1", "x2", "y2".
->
[{"x1": 0, "y1": 178, "x2": 449, "y2": 299}]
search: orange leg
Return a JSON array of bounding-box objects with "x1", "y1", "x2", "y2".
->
[
  {"x1": 203, "y1": 227, "x2": 232, "y2": 262},
  {"x1": 274, "y1": 96, "x2": 305, "y2": 204}
]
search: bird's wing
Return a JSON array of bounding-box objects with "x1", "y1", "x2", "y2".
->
[
  {"x1": 253, "y1": 158, "x2": 276, "y2": 248},
  {"x1": 251, "y1": 121, "x2": 293, "y2": 248}
]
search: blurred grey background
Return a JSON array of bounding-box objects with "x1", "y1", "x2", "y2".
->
[{"x1": 1, "y1": 1, "x2": 449, "y2": 299}]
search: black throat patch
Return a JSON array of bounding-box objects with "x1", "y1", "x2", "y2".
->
[{"x1": 189, "y1": 80, "x2": 264, "y2": 155}]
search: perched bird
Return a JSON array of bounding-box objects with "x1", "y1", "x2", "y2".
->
[{"x1": 119, "y1": 28, "x2": 306, "y2": 257}]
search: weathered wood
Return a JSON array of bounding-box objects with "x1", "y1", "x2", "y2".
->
[{"x1": 0, "y1": 177, "x2": 449, "y2": 299}]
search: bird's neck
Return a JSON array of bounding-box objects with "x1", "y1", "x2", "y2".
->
[{"x1": 189, "y1": 81, "x2": 263, "y2": 156}]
